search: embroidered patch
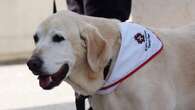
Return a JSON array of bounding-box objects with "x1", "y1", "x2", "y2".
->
[{"x1": 134, "y1": 33, "x2": 145, "y2": 44}]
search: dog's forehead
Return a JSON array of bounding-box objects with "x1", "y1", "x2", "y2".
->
[{"x1": 36, "y1": 13, "x2": 78, "y2": 37}]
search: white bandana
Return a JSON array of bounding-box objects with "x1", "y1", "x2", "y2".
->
[{"x1": 96, "y1": 22, "x2": 163, "y2": 95}]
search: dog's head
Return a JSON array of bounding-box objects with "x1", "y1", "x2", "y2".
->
[{"x1": 27, "y1": 11, "x2": 112, "y2": 95}]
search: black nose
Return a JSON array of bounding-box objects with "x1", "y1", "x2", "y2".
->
[{"x1": 27, "y1": 56, "x2": 43, "y2": 74}]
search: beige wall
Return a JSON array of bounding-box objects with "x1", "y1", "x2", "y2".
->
[
  {"x1": 132, "y1": 0, "x2": 195, "y2": 28},
  {"x1": 0, "y1": 0, "x2": 67, "y2": 62}
]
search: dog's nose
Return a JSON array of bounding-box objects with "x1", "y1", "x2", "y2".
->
[{"x1": 27, "y1": 56, "x2": 43, "y2": 74}]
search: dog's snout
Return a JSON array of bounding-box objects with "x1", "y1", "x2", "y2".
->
[{"x1": 27, "y1": 56, "x2": 43, "y2": 74}]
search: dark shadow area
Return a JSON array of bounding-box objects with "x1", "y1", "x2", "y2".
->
[{"x1": 14, "y1": 102, "x2": 76, "y2": 110}]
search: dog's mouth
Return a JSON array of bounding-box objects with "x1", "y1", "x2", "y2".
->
[{"x1": 38, "y1": 64, "x2": 69, "y2": 90}]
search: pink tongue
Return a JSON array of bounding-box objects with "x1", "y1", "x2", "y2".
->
[{"x1": 39, "y1": 76, "x2": 53, "y2": 88}]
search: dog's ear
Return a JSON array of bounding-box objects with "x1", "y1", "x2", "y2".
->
[
  {"x1": 53, "y1": 0, "x2": 57, "y2": 14},
  {"x1": 80, "y1": 24, "x2": 111, "y2": 79}
]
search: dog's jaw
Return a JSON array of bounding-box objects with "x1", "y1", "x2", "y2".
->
[{"x1": 38, "y1": 63, "x2": 69, "y2": 90}]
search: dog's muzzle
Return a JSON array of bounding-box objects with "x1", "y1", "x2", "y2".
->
[{"x1": 27, "y1": 57, "x2": 69, "y2": 90}]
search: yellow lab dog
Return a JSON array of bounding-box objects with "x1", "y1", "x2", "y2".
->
[{"x1": 27, "y1": 11, "x2": 195, "y2": 110}]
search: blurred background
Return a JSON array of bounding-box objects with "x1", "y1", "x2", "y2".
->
[{"x1": 0, "y1": 0, "x2": 195, "y2": 110}]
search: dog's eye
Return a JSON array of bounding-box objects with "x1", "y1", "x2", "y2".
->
[
  {"x1": 33, "y1": 34, "x2": 39, "y2": 43},
  {"x1": 52, "y1": 34, "x2": 65, "y2": 43}
]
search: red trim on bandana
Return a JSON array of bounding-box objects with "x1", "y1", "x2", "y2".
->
[{"x1": 99, "y1": 41, "x2": 163, "y2": 91}]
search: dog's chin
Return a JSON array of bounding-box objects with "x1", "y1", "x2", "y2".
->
[{"x1": 38, "y1": 64, "x2": 69, "y2": 90}]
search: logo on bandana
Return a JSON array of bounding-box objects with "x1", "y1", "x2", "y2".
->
[
  {"x1": 134, "y1": 33, "x2": 145, "y2": 44},
  {"x1": 134, "y1": 31, "x2": 152, "y2": 51}
]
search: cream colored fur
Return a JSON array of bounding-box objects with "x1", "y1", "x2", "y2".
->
[{"x1": 33, "y1": 10, "x2": 195, "y2": 110}]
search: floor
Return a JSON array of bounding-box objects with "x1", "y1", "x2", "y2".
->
[{"x1": 0, "y1": 64, "x2": 76, "y2": 110}]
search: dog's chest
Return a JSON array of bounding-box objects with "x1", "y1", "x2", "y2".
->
[{"x1": 97, "y1": 22, "x2": 163, "y2": 94}]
